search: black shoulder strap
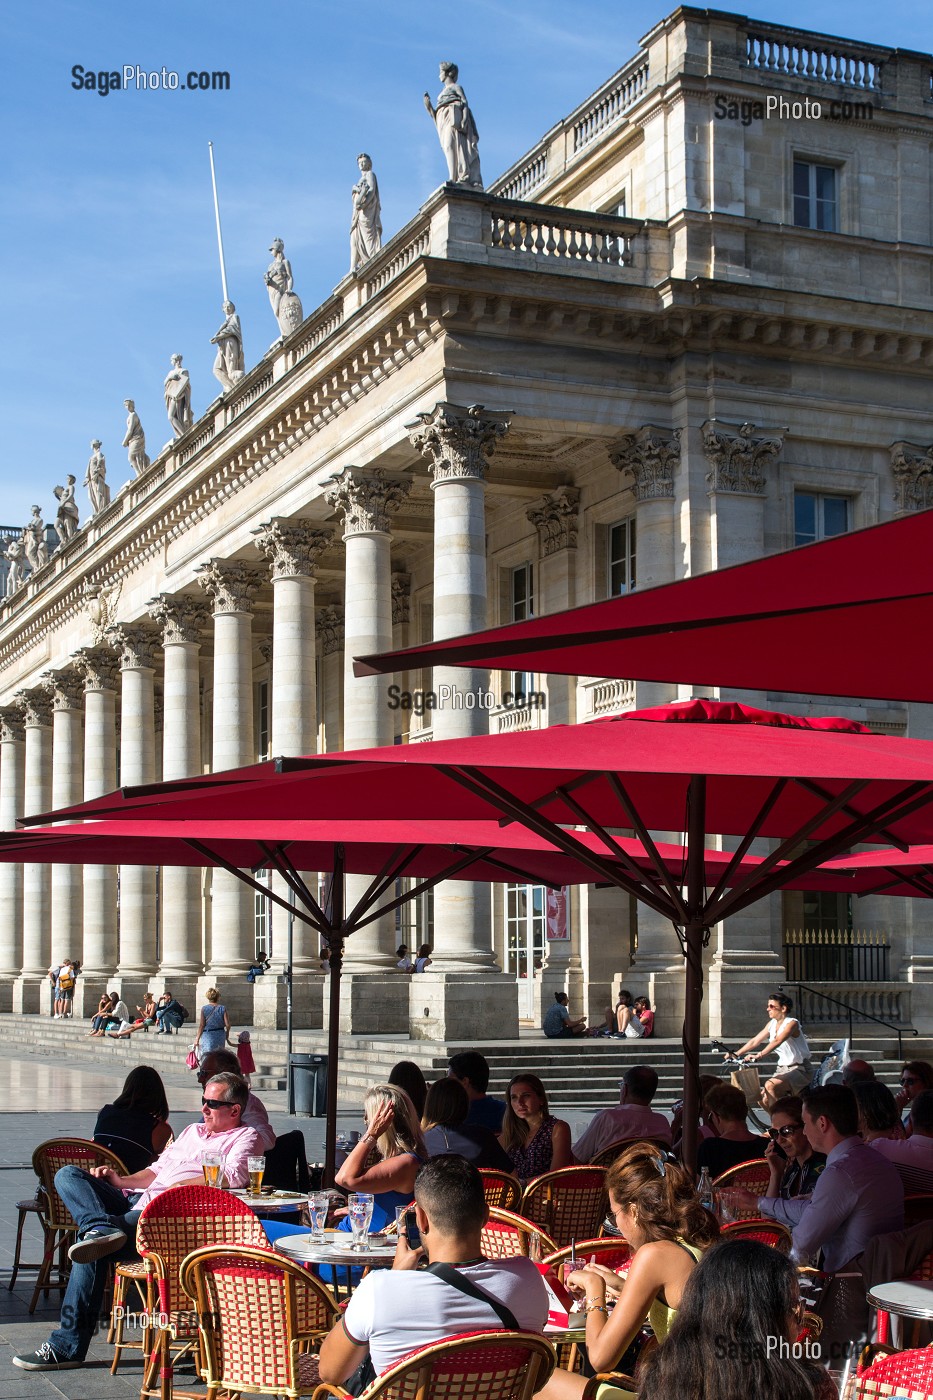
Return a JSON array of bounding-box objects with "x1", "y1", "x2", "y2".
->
[{"x1": 425, "y1": 1262, "x2": 521, "y2": 1330}]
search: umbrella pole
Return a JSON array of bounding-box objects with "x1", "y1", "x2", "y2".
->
[
  {"x1": 323, "y1": 844, "x2": 345, "y2": 1188},
  {"x1": 680, "y1": 777, "x2": 707, "y2": 1178}
]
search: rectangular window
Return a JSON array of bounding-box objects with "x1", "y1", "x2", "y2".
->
[
  {"x1": 254, "y1": 883, "x2": 269, "y2": 961},
  {"x1": 508, "y1": 564, "x2": 534, "y2": 702},
  {"x1": 794, "y1": 492, "x2": 849, "y2": 547},
  {"x1": 256, "y1": 679, "x2": 270, "y2": 761},
  {"x1": 608, "y1": 517, "x2": 637, "y2": 595},
  {"x1": 504, "y1": 884, "x2": 547, "y2": 978},
  {"x1": 793, "y1": 160, "x2": 837, "y2": 232}
]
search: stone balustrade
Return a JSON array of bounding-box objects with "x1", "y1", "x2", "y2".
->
[
  {"x1": 489, "y1": 205, "x2": 636, "y2": 266},
  {"x1": 578, "y1": 676, "x2": 636, "y2": 720},
  {"x1": 491, "y1": 702, "x2": 543, "y2": 735},
  {"x1": 744, "y1": 25, "x2": 885, "y2": 90}
]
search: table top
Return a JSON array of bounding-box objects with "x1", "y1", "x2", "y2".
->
[
  {"x1": 227, "y1": 1189, "x2": 312, "y2": 1214},
  {"x1": 273, "y1": 1230, "x2": 398, "y2": 1265},
  {"x1": 867, "y1": 1279, "x2": 933, "y2": 1319}
]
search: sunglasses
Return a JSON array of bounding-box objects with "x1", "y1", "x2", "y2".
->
[
  {"x1": 768, "y1": 1124, "x2": 802, "y2": 1139},
  {"x1": 902, "y1": 1077, "x2": 919, "y2": 1086},
  {"x1": 201, "y1": 1097, "x2": 236, "y2": 1111}
]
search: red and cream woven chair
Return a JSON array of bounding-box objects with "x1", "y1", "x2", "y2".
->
[
  {"x1": 180, "y1": 1243, "x2": 340, "y2": 1400},
  {"x1": 481, "y1": 1208, "x2": 556, "y2": 1260},
  {"x1": 581, "y1": 1372, "x2": 638, "y2": 1398},
  {"x1": 520, "y1": 1167, "x2": 608, "y2": 1249},
  {"x1": 848, "y1": 1345, "x2": 933, "y2": 1398},
  {"x1": 542, "y1": 1237, "x2": 633, "y2": 1274},
  {"x1": 719, "y1": 1219, "x2": 792, "y2": 1253},
  {"x1": 478, "y1": 1169, "x2": 522, "y2": 1212},
  {"x1": 712, "y1": 1158, "x2": 772, "y2": 1218},
  {"x1": 135, "y1": 1184, "x2": 269, "y2": 1400},
  {"x1": 29, "y1": 1138, "x2": 128, "y2": 1313},
  {"x1": 590, "y1": 1138, "x2": 672, "y2": 1170},
  {"x1": 311, "y1": 1330, "x2": 556, "y2": 1400}
]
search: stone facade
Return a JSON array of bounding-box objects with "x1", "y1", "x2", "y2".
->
[{"x1": 2, "y1": 9, "x2": 932, "y2": 1036}]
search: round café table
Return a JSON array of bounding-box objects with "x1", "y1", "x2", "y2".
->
[
  {"x1": 227, "y1": 1189, "x2": 314, "y2": 1214},
  {"x1": 867, "y1": 1279, "x2": 933, "y2": 1348},
  {"x1": 272, "y1": 1229, "x2": 397, "y2": 1297}
]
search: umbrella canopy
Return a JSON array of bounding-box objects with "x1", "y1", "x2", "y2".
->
[{"x1": 351, "y1": 510, "x2": 933, "y2": 704}]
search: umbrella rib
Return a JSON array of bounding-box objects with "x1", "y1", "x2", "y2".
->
[
  {"x1": 704, "y1": 778, "x2": 789, "y2": 906},
  {"x1": 795, "y1": 778, "x2": 910, "y2": 852},
  {"x1": 349, "y1": 847, "x2": 500, "y2": 931},
  {"x1": 184, "y1": 839, "x2": 326, "y2": 934},
  {"x1": 555, "y1": 784, "x2": 675, "y2": 903},
  {"x1": 438, "y1": 764, "x2": 678, "y2": 921},
  {"x1": 343, "y1": 846, "x2": 427, "y2": 933},
  {"x1": 258, "y1": 843, "x2": 329, "y2": 928},
  {"x1": 604, "y1": 774, "x2": 690, "y2": 924},
  {"x1": 450, "y1": 847, "x2": 565, "y2": 889}
]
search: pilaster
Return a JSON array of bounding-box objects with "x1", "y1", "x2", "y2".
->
[
  {"x1": 13, "y1": 689, "x2": 53, "y2": 1010},
  {"x1": 72, "y1": 645, "x2": 119, "y2": 1008},
  {"x1": 42, "y1": 670, "x2": 85, "y2": 1013}
]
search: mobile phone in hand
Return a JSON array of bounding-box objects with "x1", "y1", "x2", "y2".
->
[
  {"x1": 404, "y1": 1208, "x2": 422, "y2": 1250},
  {"x1": 769, "y1": 1141, "x2": 787, "y2": 1162}
]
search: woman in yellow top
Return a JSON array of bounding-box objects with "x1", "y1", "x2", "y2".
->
[{"x1": 537, "y1": 1145, "x2": 718, "y2": 1399}]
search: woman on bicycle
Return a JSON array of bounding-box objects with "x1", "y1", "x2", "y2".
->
[{"x1": 731, "y1": 992, "x2": 813, "y2": 1110}]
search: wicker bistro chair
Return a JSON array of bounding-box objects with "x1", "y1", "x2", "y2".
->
[
  {"x1": 9, "y1": 1187, "x2": 50, "y2": 1294},
  {"x1": 581, "y1": 1373, "x2": 638, "y2": 1398},
  {"x1": 590, "y1": 1138, "x2": 673, "y2": 1170},
  {"x1": 311, "y1": 1330, "x2": 557, "y2": 1400},
  {"x1": 180, "y1": 1243, "x2": 340, "y2": 1400},
  {"x1": 719, "y1": 1219, "x2": 793, "y2": 1253},
  {"x1": 712, "y1": 1157, "x2": 772, "y2": 1218},
  {"x1": 520, "y1": 1167, "x2": 608, "y2": 1249},
  {"x1": 846, "y1": 1345, "x2": 933, "y2": 1398},
  {"x1": 479, "y1": 1169, "x2": 523, "y2": 1212},
  {"x1": 29, "y1": 1138, "x2": 129, "y2": 1313},
  {"x1": 135, "y1": 1184, "x2": 270, "y2": 1400},
  {"x1": 542, "y1": 1237, "x2": 633, "y2": 1275},
  {"x1": 481, "y1": 1208, "x2": 557, "y2": 1260}
]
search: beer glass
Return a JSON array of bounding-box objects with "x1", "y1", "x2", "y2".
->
[
  {"x1": 308, "y1": 1192, "x2": 329, "y2": 1244},
  {"x1": 348, "y1": 1192, "x2": 374, "y2": 1249},
  {"x1": 247, "y1": 1156, "x2": 265, "y2": 1195},
  {"x1": 201, "y1": 1152, "x2": 223, "y2": 1188}
]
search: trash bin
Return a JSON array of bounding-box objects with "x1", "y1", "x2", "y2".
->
[{"x1": 289, "y1": 1053, "x2": 328, "y2": 1117}]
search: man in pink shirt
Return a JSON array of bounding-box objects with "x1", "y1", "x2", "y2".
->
[
  {"x1": 870, "y1": 1090, "x2": 933, "y2": 1193},
  {"x1": 13, "y1": 1073, "x2": 262, "y2": 1373},
  {"x1": 572, "y1": 1066, "x2": 672, "y2": 1163}
]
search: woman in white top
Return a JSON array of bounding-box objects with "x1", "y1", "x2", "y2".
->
[{"x1": 732, "y1": 992, "x2": 813, "y2": 1109}]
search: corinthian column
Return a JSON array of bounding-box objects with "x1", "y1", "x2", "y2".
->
[
  {"x1": 13, "y1": 690, "x2": 53, "y2": 1011},
  {"x1": 108, "y1": 625, "x2": 159, "y2": 999},
  {"x1": 197, "y1": 559, "x2": 263, "y2": 1017},
  {"x1": 42, "y1": 670, "x2": 84, "y2": 1013},
  {"x1": 0, "y1": 706, "x2": 25, "y2": 1010},
  {"x1": 407, "y1": 401, "x2": 518, "y2": 1039},
  {"x1": 147, "y1": 594, "x2": 209, "y2": 1002},
  {"x1": 73, "y1": 645, "x2": 119, "y2": 1009},
  {"x1": 324, "y1": 467, "x2": 410, "y2": 1033},
  {"x1": 252, "y1": 519, "x2": 332, "y2": 1029}
]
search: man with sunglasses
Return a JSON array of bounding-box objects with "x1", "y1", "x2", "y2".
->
[
  {"x1": 12, "y1": 1073, "x2": 261, "y2": 1373},
  {"x1": 762, "y1": 1095, "x2": 826, "y2": 1201}
]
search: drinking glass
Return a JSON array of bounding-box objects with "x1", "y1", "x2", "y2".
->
[
  {"x1": 348, "y1": 1192, "x2": 374, "y2": 1249},
  {"x1": 308, "y1": 1192, "x2": 329, "y2": 1244},
  {"x1": 394, "y1": 1204, "x2": 408, "y2": 1239},
  {"x1": 247, "y1": 1156, "x2": 265, "y2": 1195},
  {"x1": 201, "y1": 1152, "x2": 223, "y2": 1189}
]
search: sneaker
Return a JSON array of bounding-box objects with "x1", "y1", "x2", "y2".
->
[
  {"x1": 68, "y1": 1226, "x2": 127, "y2": 1263},
  {"x1": 12, "y1": 1343, "x2": 81, "y2": 1371}
]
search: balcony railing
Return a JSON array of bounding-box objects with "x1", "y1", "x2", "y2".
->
[
  {"x1": 745, "y1": 26, "x2": 884, "y2": 90},
  {"x1": 782, "y1": 927, "x2": 889, "y2": 982},
  {"x1": 578, "y1": 676, "x2": 636, "y2": 721}
]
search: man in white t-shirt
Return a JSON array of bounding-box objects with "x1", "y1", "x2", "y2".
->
[{"x1": 317, "y1": 1156, "x2": 549, "y2": 1384}]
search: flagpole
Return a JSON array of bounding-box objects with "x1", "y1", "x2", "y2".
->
[{"x1": 208, "y1": 141, "x2": 229, "y2": 304}]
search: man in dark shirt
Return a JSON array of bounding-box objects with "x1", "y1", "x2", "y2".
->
[
  {"x1": 696, "y1": 1083, "x2": 767, "y2": 1178},
  {"x1": 448, "y1": 1052, "x2": 506, "y2": 1134}
]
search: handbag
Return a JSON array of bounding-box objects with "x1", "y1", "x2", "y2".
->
[
  {"x1": 185, "y1": 1046, "x2": 199, "y2": 1070},
  {"x1": 730, "y1": 1065, "x2": 761, "y2": 1107}
]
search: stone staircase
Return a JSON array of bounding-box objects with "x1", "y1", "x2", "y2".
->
[{"x1": 0, "y1": 1014, "x2": 922, "y2": 1110}]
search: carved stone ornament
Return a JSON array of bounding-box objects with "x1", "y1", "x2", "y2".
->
[
  {"x1": 107, "y1": 624, "x2": 160, "y2": 672},
  {"x1": 253, "y1": 519, "x2": 332, "y2": 579},
  {"x1": 702, "y1": 419, "x2": 786, "y2": 496},
  {"x1": 407, "y1": 402, "x2": 512, "y2": 486},
  {"x1": 610, "y1": 426, "x2": 681, "y2": 502},
  {"x1": 391, "y1": 573, "x2": 411, "y2": 627},
  {"x1": 72, "y1": 645, "x2": 119, "y2": 693},
  {"x1": 0, "y1": 705, "x2": 25, "y2": 743},
  {"x1": 196, "y1": 559, "x2": 264, "y2": 614},
  {"x1": 526, "y1": 486, "x2": 581, "y2": 555},
  {"x1": 258, "y1": 636, "x2": 274, "y2": 666},
  {"x1": 148, "y1": 594, "x2": 210, "y2": 646},
  {"x1": 83, "y1": 580, "x2": 122, "y2": 643},
  {"x1": 15, "y1": 689, "x2": 52, "y2": 729},
  {"x1": 324, "y1": 468, "x2": 411, "y2": 536},
  {"x1": 41, "y1": 669, "x2": 85, "y2": 713},
  {"x1": 890, "y1": 441, "x2": 933, "y2": 513},
  {"x1": 316, "y1": 605, "x2": 345, "y2": 656}
]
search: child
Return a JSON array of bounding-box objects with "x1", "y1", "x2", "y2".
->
[{"x1": 235, "y1": 1029, "x2": 256, "y2": 1081}]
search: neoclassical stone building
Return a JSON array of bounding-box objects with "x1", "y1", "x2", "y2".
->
[{"x1": 2, "y1": 7, "x2": 933, "y2": 1039}]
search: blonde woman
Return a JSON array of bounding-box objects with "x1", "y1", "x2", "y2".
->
[
  {"x1": 502, "y1": 1074, "x2": 572, "y2": 1184},
  {"x1": 335, "y1": 1084, "x2": 428, "y2": 1216},
  {"x1": 194, "y1": 987, "x2": 229, "y2": 1058}
]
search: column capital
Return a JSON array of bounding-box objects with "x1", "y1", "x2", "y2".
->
[
  {"x1": 316, "y1": 605, "x2": 344, "y2": 656},
  {"x1": 195, "y1": 559, "x2": 264, "y2": 615},
  {"x1": 107, "y1": 624, "x2": 161, "y2": 672},
  {"x1": 324, "y1": 467, "x2": 411, "y2": 536},
  {"x1": 391, "y1": 573, "x2": 411, "y2": 627},
  {"x1": 14, "y1": 688, "x2": 53, "y2": 729},
  {"x1": 72, "y1": 645, "x2": 119, "y2": 693},
  {"x1": 702, "y1": 419, "x2": 786, "y2": 496},
  {"x1": 40, "y1": 669, "x2": 85, "y2": 713},
  {"x1": 407, "y1": 402, "x2": 512, "y2": 486},
  {"x1": 526, "y1": 486, "x2": 581, "y2": 555},
  {"x1": 610, "y1": 426, "x2": 681, "y2": 502},
  {"x1": 0, "y1": 705, "x2": 25, "y2": 743},
  {"x1": 252, "y1": 518, "x2": 332, "y2": 579},
  {"x1": 890, "y1": 441, "x2": 933, "y2": 513},
  {"x1": 148, "y1": 593, "x2": 211, "y2": 645}
]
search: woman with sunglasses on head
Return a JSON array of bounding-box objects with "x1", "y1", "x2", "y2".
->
[
  {"x1": 763, "y1": 1095, "x2": 826, "y2": 1201},
  {"x1": 536, "y1": 1144, "x2": 718, "y2": 1399}
]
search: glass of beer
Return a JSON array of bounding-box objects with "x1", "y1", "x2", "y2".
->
[
  {"x1": 201, "y1": 1152, "x2": 223, "y2": 1189},
  {"x1": 247, "y1": 1156, "x2": 265, "y2": 1195}
]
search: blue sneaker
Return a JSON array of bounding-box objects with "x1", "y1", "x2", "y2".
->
[
  {"x1": 13, "y1": 1343, "x2": 81, "y2": 1370},
  {"x1": 68, "y1": 1226, "x2": 127, "y2": 1263}
]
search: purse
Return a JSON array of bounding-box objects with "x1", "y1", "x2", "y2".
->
[{"x1": 185, "y1": 1047, "x2": 199, "y2": 1070}]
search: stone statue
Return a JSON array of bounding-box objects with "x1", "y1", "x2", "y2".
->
[
  {"x1": 423, "y1": 62, "x2": 483, "y2": 189},
  {"x1": 122, "y1": 399, "x2": 150, "y2": 475},
  {"x1": 164, "y1": 354, "x2": 193, "y2": 438},
  {"x1": 350, "y1": 153, "x2": 383, "y2": 271},
  {"x1": 84, "y1": 439, "x2": 111, "y2": 514},
  {"x1": 4, "y1": 538, "x2": 25, "y2": 595},
  {"x1": 23, "y1": 506, "x2": 49, "y2": 573},
  {"x1": 53, "y1": 476, "x2": 80, "y2": 545},
  {"x1": 211, "y1": 301, "x2": 245, "y2": 393},
  {"x1": 264, "y1": 239, "x2": 304, "y2": 337}
]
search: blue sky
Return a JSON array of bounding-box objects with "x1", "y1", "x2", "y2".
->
[{"x1": 0, "y1": 0, "x2": 926, "y2": 527}]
